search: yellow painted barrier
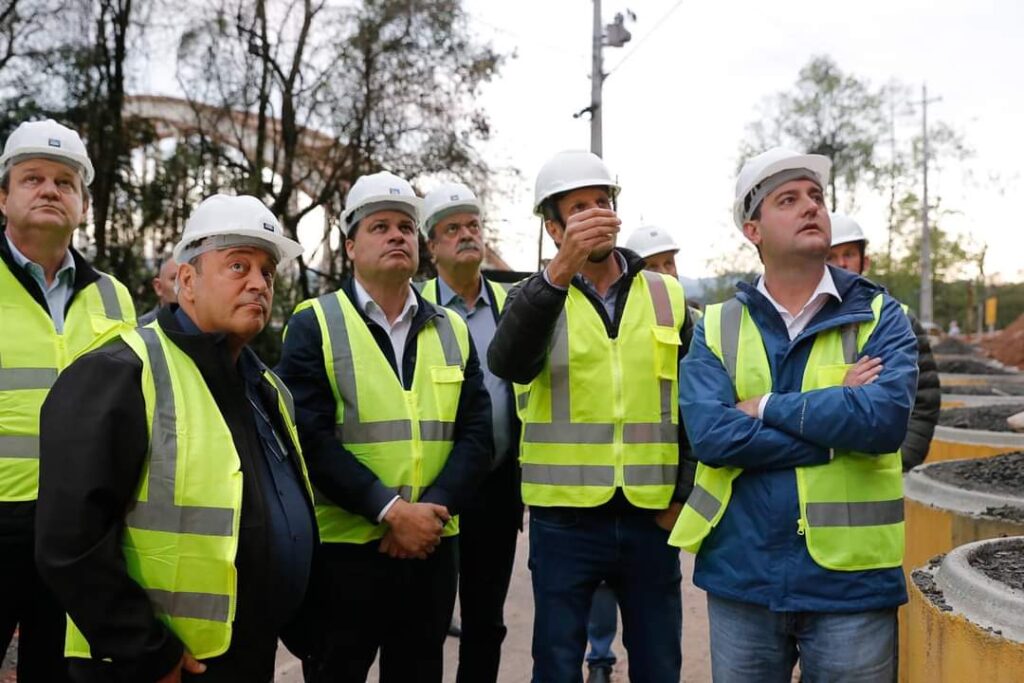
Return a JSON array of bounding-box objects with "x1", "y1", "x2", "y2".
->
[
  {"x1": 903, "y1": 540, "x2": 1024, "y2": 682},
  {"x1": 927, "y1": 425, "x2": 1024, "y2": 464}
]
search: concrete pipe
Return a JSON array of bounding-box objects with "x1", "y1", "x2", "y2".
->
[
  {"x1": 903, "y1": 537, "x2": 1024, "y2": 682},
  {"x1": 928, "y1": 403, "x2": 1024, "y2": 463}
]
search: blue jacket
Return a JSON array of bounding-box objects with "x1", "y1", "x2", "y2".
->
[{"x1": 681, "y1": 266, "x2": 918, "y2": 612}]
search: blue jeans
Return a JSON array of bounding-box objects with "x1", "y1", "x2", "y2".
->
[
  {"x1": 529, "y1": 508, "x2": 682, "y2": 683},
  {"x1": 707, "y1": 594, "x2": 897, "y2": 683},
  {"x1": 586, "y1": 582, "x2": 618, "y2": 669}
]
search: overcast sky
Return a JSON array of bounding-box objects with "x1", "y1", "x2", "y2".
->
[{"x1": 461, "y1": 0, "x2": 1024, "y2": 282}]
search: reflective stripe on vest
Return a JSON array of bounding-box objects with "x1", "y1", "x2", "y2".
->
[
  {"x1": 517, "y1": 270, "x2": 685, "y2": 508},
  {"x1": 66, "y1": 323, "x2": 310, "y2": 659},
  {"x1": 670, "y1": 293, "x2": 905, "y2": 571},
  {"x1": 299, "y1": 289, "x2": 470, "y2": 544},
  {"x1": 0, "y1": 260, "x2": 134, "y2": 500}
]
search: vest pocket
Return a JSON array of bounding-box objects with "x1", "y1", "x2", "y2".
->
[
  {"x1": 430, "y1": 365, "x2": 464, "y2": 414},
  {"x1": 651, "y1": 326, "x2": 681, "y2": 379}
]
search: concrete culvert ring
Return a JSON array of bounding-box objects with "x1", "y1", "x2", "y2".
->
[
  {"x1": 939, "y1": 404, "x2": 1024, "y2": 433},
  {"x1": 933, "y1": 338, "x2": 980, "y2": 355},
  {"x1": 937, "y1": 358, "x2": 1017, "y2": 375},
  {"x1": 941, "y1": 383, "x2": 1024, "y2": 396},
  {"x1": 905, "y1": 538, "x2": 1024, "y2": 681}
]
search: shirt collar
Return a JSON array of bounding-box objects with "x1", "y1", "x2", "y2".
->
[
  {"x1": 353, "y1": 277, "x2": 418, "y2": 323},
  {"x1": 756, "y1": 266, "x2": 842, "y2": 316},
  {"x1": 436, "y1": 274, "x2": 490, "y2": 310},
  {"x1": 5, "y1": 233, "x2": 75, "y2": 282},
  {"x1": 577, "y1": 250, "x2": 628, "y2": 293}
]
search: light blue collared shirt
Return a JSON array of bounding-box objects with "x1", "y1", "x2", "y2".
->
[
  {"x1": 5, "y1": 234, "x2": 76, "y2": 332},
  {"x1": 436, "y1": 275, "x2": 513, "y2": 466}
]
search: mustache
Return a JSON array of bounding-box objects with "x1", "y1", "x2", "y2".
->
[{"x1": 456, "y1": 241, "x2": 481, "y2": 253}]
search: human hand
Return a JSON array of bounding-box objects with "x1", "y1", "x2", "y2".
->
[
  {"x1": 736, "y1": 396, "x2": 763, "y2": 419},
  {"x1": 654, "y1": 502, "x2": 683, "y2": 531},
  {"x1": 156, "y1": 652, "x2": 205, "y2": 682},
  {"x1": 381, "y1": 499, "x2": 449, "y2": 558},
  {"x1": 843, "y1": 356, "x2": 883, "y2": 387},
  {"x1": 545, "y1": 208, "x2": 621, "y2": 287}
]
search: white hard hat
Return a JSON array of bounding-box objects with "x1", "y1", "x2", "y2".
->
[
  {"x1": 625, "y1": 225, "x2": 679, "y2": 259},
  {"x1": 533, "y1": 150, "x2": 620, "y2": 216},
  {"x1": 829, "y1": 212, "x2": 868, "y2": 247},
  {"x1": 422, "y1": 182, "x2": 481, "y2": 235},
  {"x1": 733, "y1": 147, "x2": 831, "y2": 230},
  {"x1": 173, "y1": 194, "x2": 304, "y2": 265},
  {"x1": 341, "y1": 171, "x2": 422, "y2": 236},
  {"x1": 0, "y1": 119, "x2": 95, "y2": 185}
]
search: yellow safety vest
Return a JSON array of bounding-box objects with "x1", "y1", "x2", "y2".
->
[
  {"x1": 670, "y1": 294, "x2": 905, "y2": 571},
  {"x1": 65, "y1": 322, "x2": 312, "y2": 659},
  {"x1": 0, "y1": 257, "x2": 135, "y2": 501},
  {"x1": 295, "y1": 289, "x2": 470, "y2": 544},
  {"x1": 516, "y1": 271, "x2": 686, "y2": 509},
  {"x1": 418, "y1": 276, "x2": 510, "y2": 312}
]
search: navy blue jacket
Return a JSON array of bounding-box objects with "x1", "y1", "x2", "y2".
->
[
  {"x1": 275, "y1": 278, "x2": 493, "y2": 525},
  {"x1": 681, "y1": 266, "x2": 918, "y2": 612}
]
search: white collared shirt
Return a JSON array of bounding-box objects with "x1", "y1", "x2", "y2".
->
[
  {"x1": 5, "y1": 234, "x2": 76, "y2": 333},
  {"x1": 352, "y1": 278, "x2": 418, "y2": 385},
  {"x1": 754, "y1": 267, "x2": 843, "y2": 418}
]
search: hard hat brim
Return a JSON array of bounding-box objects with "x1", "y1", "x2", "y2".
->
[
  {"x1": 1, "y1": 148, "x2": 95, "y2": 185},
  {"x1": 733, "y1": 153, "x2": 832, "y2": 229},
  {"x1": 173, "y1": 226, "x2": 304, "y2": 265},
  {"x1": 533, "y1": 179, "x2": 621, "y2": 216},
  {"x1": 342, "y1": 194, "x2": 422, "y2": 225}
]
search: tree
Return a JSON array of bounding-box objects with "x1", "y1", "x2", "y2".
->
[{"x1": 739, "y1": 55, "x2": 886, "y2": 211}]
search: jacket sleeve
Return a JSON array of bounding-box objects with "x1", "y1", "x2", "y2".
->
[
  {"x1": 35, "y1": 343, "x2": 184, "y2": 681},
  {"x1": 487, "y1": 272, "x2": 567, "y2": 384},
  {"x1": 276, "y1": 307, "x2": 398, "y2": 523},
  {"x1": 680, "y1": 318, "x2": 832, "y2": 470},
  {"x1": 761, "y1": 296, "x2": 919, "y2": 454},
  {"x1": 419, "y1": 336, "x2": 494, "y2": 515},
  {"x1": 901, "y1": 314, "x2": 941, "y2": 470},
  {"x1": 672, "y1": 305, "x2": 697, "y2": 501}
]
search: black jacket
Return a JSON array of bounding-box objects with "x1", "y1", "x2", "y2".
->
[
  {"x1": 35, "y1": 308, "x2": 317, "y2": 682},
  {"x1": 487, "y1": 248, "x2": 697, "y2": 504},
  {"x1": 275, "y1": 278, "x2": 493, "y2": 526},
  {"x1": 902, "y1": 314, "x2": 941, "y2": 470},
  {"x1": 0, "y1": 230, "x2": 111, "y2": 545}
]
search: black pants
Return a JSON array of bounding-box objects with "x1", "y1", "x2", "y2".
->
[
  {"x1": 68, "y1": 642, "x2": 277, "y2": 683},
  {"x1": 0, "y1": 540, "x2": 69, "y2": 683},
  {"x1": 455, "y1": 461, "x2": 522, "y2": 683},
  {"x1": 308, "y1": 537, "x2": 458, "y2": 683}
]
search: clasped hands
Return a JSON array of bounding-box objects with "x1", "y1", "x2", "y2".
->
[{"x1": 378, "y1": 498, "x2": 450, "y2": 560}]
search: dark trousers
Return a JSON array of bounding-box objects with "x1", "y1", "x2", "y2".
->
[
  {"x1": 0, "y1": 540, "x2": 69, "y2": 683},
  {"x1": 308, "y1": 537, "x2": 458, "y2": 683},
  {"x1": 455, "y1": 467, "x2": 521, "y2": 683},
  {"x1": 528, "y1": 507, "x2": 682, "y2": 683}
]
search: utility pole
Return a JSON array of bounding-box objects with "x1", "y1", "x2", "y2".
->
[
  {"x1": 919, "y1": 83, "x2": 942, "y2": 325},
  {"x1": 577, "y1": 2, "x2": 631, "y2": 157},
  {"x1": 590, "y1": 0, "x2": 603, "y2": 157}
]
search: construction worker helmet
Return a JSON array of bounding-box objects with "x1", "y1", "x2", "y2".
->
[
  {"x1": 533, "y1": 150, "x2": 620, "y2": 216},
  {"x1": 173, "y1": 194, "x2": 303, "y2": 265},
  {"x1": 830, "y1": 212, "x2": 868, "y2": 247},
  {"x1": 341, "y1": 171, "x2": 421, "y2": 236},
  {"x1": 625, "y1": 225, "x2": 679, "y2": 259},
  {"x1": 422, "y1": 182, "x2": 482, "y2": 236},
  {"x1": 0, "y1": 119, "x2": 95, "y2": 185},
  {"x1": 733, "y1": 147, "x2": 831, "y2": 230}
]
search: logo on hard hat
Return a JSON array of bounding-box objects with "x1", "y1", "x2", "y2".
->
[
  {"x1": 47, "y1": 138, "x2": 61, "y2": 148},
  {"x1": 263, "y1": 222, "x2": 275, "y2": 232},
  {"x1": 450, "y1": 194, "x2": 459, "y2": 201},
  {"x1": 389, "y1": 187, "x2": 400, "y2": 195}
]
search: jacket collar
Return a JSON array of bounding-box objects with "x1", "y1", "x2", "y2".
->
[
  {"x1": 1, "y1": 228, "x2": 102, "y2": 310},
  {"x1": 341, "y1": 275, "x2": 446, "y2": 334}
]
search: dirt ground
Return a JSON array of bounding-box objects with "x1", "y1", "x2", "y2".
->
[
  {"x1": 981, "y1": 313, "x2": 1024, "y2": 370},
  {"x1": 938, "y1": 404, "x2": 1024, "y2": 432},
  {"x1": 924, "y1": 451, "x2": 1024, "y2": 497},
  {"x1": 941, "y1": 383, "x2": 1024, "y2": 396},
  {"x1": 933, "y1": 338, "x2": 979, "y2": 355},
  {"x1": 969, "y1": 538, "x2": 1024, "y2": 591}
]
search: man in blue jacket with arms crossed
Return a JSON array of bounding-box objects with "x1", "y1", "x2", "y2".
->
[{"x1": 670, "y1": 147, "x2": 918, "y2": 682}]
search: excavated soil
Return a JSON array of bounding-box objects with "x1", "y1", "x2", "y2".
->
[
  {"x1": 969, "y1": 539, "x2": 1024, "y2": 592},
  {"x1": 982, "y1": 313, "x2": 1024, "y2": 370},
  {"x1": 983, "y1": 505, "x2": 1024, "y2": 523},
  {"x1": 934, "y1": 337, "x2": 980, "y2": 355},
  {"x1": 924, "y1": 451, "x2": 1024, "y2": 496},
  {"x1": 941, "y1": 383, "x2": 1024, "y2": 396},
  {"x1": 939, "y1": 404, "x2": 1024, "y2": 432},
  {"x1": 938, "y1": 358, "x2": 1016, "y2": 375}
]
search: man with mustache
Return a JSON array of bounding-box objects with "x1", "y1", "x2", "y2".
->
[
  {"x1": 670, "y1": 148, "x2": 918, "y2": 681},
  {"x1": 276, "y1": 171, "x2": 492, "y2": 682},
  {"x1": 36, "y1": 195, "x2": 318, "y2": 682},
  {"x1": 488, "y1": 150, "x2": 693, "y2": 683},
  {"x1": 0, "y1": 118, "x2": 135, "y2": 682},
  {"x1": 418, "y1": 182, "x2": 521, "y2": 683}
]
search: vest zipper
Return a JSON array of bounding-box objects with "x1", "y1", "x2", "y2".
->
[
  {"x1": 407, "y1": 391, "x2": 422, "y2": 501},
  {"x1": 796, "y1": 517, "x2": 807, "y2": 536},
  {"x1": 611, "y1": 337, "x2": 624, "y2": 486}
]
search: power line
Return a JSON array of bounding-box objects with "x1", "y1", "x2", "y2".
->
[{"x1": 606, "y1": 0, "x2": 685, "y2": 79}]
